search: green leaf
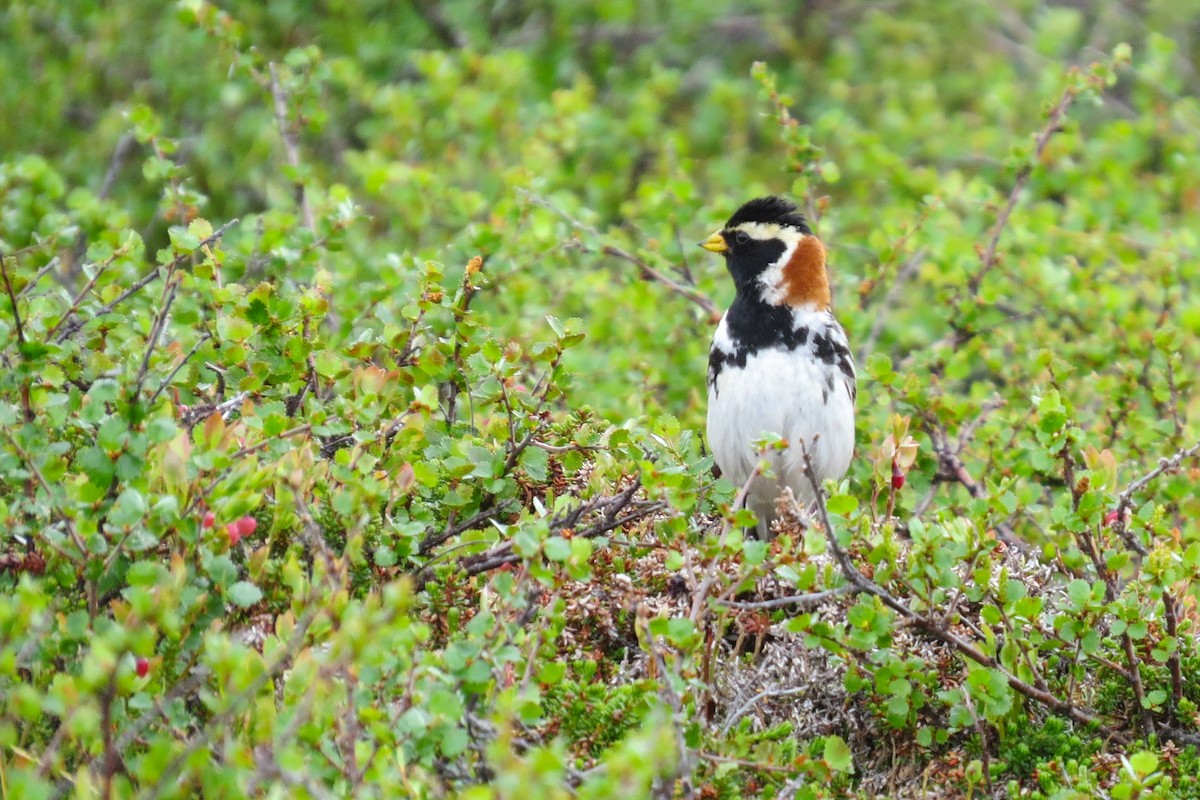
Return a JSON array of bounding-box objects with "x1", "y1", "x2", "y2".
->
[
  {"x1": 1127, "y1": 750, "x2": 1158, "y2": 776},
  {"x1": 543, "y1": 536, "x2": 571, "y2": 561},
  {"x1": 823, "y1": 735, "x2": 854, "y2": 773},
  {"x1": 826, "y1": 494, "x2": 858, "y2": 515},
  {"x1": 227, "y1": 581, "x2": 263, "y2": 608},
  {"x1": 520, "y1": 446, "x2": 549, "y2": 481}
]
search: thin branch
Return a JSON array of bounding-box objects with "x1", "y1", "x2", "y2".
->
[
  {"x1": 688, "y1": 463, "x2": 764, "y2": 624},
  {"x1": 1, "y1": 252, "x2": 27, "y2": 347},
  {"x1": 925, "y1": 418, "x2": 1025, "y2": 549},
  {"x1": 132, "y1": 268, "x2": 183, "y2": 399},
  {"x1": 231, "y1": 424, "x2": 312, "y2": 461},
  {"x1": 716, "y1": 586, "x2": 850, "y2": 611},
  {"x1": 268, "y1": 63, "x2": 315, "y2": 233},
  {"x1": 0, "y1": 252, "x2": 35, "y2": 422},
  {"x1": 720, "y1": 686, "x2": 810, "y2": 736},
  {"x1": 1112, "y1": 438, "x2": 1200, "y2": 553},
  {"x1": 16, "y1": 257, "x2": 62, "y2": 298},
  {"x1": 44, "y1": 253, "x2": 119, "y2": 341},
  {"x1": 796, "y1": 443, "x2": 1128, "y2": 742},
  {"x1": 598, "y1": 243, "x2": 722, "y2": 321},
  {"x1": 148, "y1": 333, "x2": 212, "y2": 407},
  {"x1": 520, "y1": 190, "x2": 722, "y2": 322},
  {"x1": 969, "y1": 86, "x2": 1077, "y2": 294},
  {"x1": 53, "y1": 218, "x2": 239, "y2": 343},
  {"x1": 407, "y1": 0, "x2": 469, "y2": 48},
  {"x1": 420, "y1": 498, "x2": 520, "y2": 556}
]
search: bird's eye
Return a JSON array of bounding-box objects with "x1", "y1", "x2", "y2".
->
[{"x1": 733, "y1": 231, "x2": 749, "y2": 245}]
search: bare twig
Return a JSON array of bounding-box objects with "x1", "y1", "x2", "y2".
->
[
  {"x1": 53, "y1": 218, "x2": 239, "y2": 343},
  {"x1": 720, "y1": 686, "x2": 810, "y2": 736},
  {"x1": 437, "y1": 480, "x2": 659, "y2": 583},
  {"x1": 520, "y1": 190, "x2": 722, "y2": 322},
  {"x1": 716, "y1": 586, "x2": 849, "y2": 610},
  {"x1": 1163, "y1": 590, "x2": 1185, "y2": 707},
  {"x1": 1, "y1": 252, "x2": 28, "y2": 348},
  {"x1": 1112, "y1": 438, "x2": 1200, "y2": 554},
  {"x1": 688, "y1": 463, "x2": 764, "y2": 624},
  {"x1": 132, "y1": 267, "x2": 183, "y2": 399},
  {"x1": 924, "y1": 419, "x2": 1025, "y2": 549},
  {"x1": 959, "y1": 683, "x2": 994, "y2": 795},
  {"x1": 445, "y1": 256, "x2": 484, "y2": 428},
  {"x1": 420, "y1": 498, "x2": 520, "y2": 556},
  {"x1": 44, "y1": 252, "x2": 121, "y2": 341},
  {"x1": 407, "y1": 0, "x2": 469, "y2": 48},
  {"x1": 268, "y1": 63, "x2": 315, "y2": 233},
  {"x1": 148, "y1": 333, "x2": 212, "y2": 407},
  {"x1": 0, "y1": 252, "x2": 36, "y2": 422},
  {"x1": 796, "y1": 443, "x2": 1128, "y2": 742},
  {"x1": 969, "y1": 86, "x2": 1077, "y2": 294},
  {"x1": 15, "y1": 257, "x2": 61, "y2": 300}
]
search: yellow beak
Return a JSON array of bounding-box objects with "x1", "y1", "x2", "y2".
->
[{"x1": 699, "y1": 231, "x2": 728, "y2": 254}]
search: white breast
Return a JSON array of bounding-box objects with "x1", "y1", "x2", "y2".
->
[{"x1": 706, "y1": 316, "x2": 856, "y2": 536}]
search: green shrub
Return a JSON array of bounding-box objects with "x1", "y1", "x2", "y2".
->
[{"x1": 1, "y1": 1, "x2": 1199, "y2": 797}]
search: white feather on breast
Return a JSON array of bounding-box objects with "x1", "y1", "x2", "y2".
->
[{"x1": 706, "y1": 312, "x2": 856, "y2": 535}]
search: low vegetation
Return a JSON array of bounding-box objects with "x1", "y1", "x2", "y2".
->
[{"x1": 1, "y1": 2, "x2": 1198, "y2": 797}]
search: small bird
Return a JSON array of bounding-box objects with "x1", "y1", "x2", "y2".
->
[{"x1": 701, "y1": 196, "x2": 856, "y2": 538}]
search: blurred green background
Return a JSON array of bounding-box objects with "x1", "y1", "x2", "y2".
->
[
  {"x1": 5, "y1": 2, "x2": 1200, "y2": 797},
  {"x1": 7, "y1": 0, "x2": 1198, "y2": 427}
]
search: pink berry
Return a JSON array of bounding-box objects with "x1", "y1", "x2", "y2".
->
[
  {"x1": 227, "y1": 523, "x2": 242, "y2": 545},
  {"x1": 1104, "y1": 509, "x2": 1120, "y2": 527},
  {"x1": 236, "y1": 516, "x2": 257, "y2": 537},
  {"x1": 202, "y1": 511, "x2": 215, "y2": 529},
  {"x1": 136, "y1": 658, "x2": 150, "y2": 678}
]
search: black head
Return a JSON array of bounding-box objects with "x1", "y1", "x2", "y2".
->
[
  {"x1": 723, "y1": 196, "x2": 811, "y2": 234},
  {"x1": 700, "y1": 196, "x2": 812, "y2": 296}
]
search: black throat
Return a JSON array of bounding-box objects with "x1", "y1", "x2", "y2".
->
[{"x1": 708, "y1": 292, "x2": 810, "y2": 387}]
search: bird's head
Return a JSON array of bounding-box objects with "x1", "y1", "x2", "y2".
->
[{"x1": 700, "y1": 196, "x2": 830, "y2": 310}]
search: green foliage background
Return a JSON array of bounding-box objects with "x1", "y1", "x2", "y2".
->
[{"x1": 1, "y1": 1, "x2": 1199, "y2": 797}]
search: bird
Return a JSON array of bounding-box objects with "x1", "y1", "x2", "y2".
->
[{"x1": 700, "y1": 196, "x2": 856, "y2": 538}]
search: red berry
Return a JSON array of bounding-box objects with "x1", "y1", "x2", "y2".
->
[
  {"x1": 202, "y1": 511, "x2": 216, "y2": 529},
  {"x1": 227, "y1": 523, "x2": 242, "y2": 545},
  {"x1": 1104, "y1": 509, "x2": 1120, "y2": 527},
  {"x1": 136, "y1": 657, "x2": 150, "y2": 678},
  {"x1": 891, "y1": 463, "x2": 906, "y2": 491},
  {"x1": 235, "y1": 516, "x2": 257, "y2": 537}
]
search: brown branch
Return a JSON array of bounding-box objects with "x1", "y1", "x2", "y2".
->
[
  {"x1": 44, "y1": 251, "x2": 121, "y2": 341},
  {"x1": 53, "y1": 218, "x2": 239, "y2": 343},
  {"x1": 433, "y1": 480, "x2": 659, "y2": 583},
  {"x1": 1, "y1": 252, "x2": 28, "y2": 348},
  {"x1": 716, "y1": 586, "x2": 849, "y2": 610},
  {"x1": 688, "y1": 462, "x2": 767, "y2": 624},
  {"x1": 407, "y1": 0, "x2": 469, "y2": 48},
  {"x1": 148, "y1": 333, "x2": 212, "y2": 407},
  {"x1": 924, "y1": 419, "x2": 1025, "y2": 549},
  {"x1": 796, "y1": 443, "x2": 1129, "y2": 743},
  {"x1": 268, "y1": 63, "x2": 315, "y2": 233},
  {"x1": 419, "y1": 498, "x2": 520, "y2": 557},
  {"x1": 1163, "y1": 590, "x2": 1185, "y2": 707},
  {"x1": 970, "y1": 86, "x2": 1077, "y2": 294},
  {"x1": 132, "y1": 267, "x2": 183, "y2": 399},
  {"x1": 1112, "y1": 438, "x2": 1200, "y2": 554},
  {"x1": 0, "y1": 252, "x2": 35, "y2": 422},
  {"x1": 519, "y1": 189, "x2": 722, "y2": 322},
  {"x1": 445, "y1": 256, "x2": 484, "y2": 428}
]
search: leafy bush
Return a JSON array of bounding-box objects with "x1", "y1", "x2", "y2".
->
[{"x1": 1, "y1": 1, "x2": 1199, "y2": 797}]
